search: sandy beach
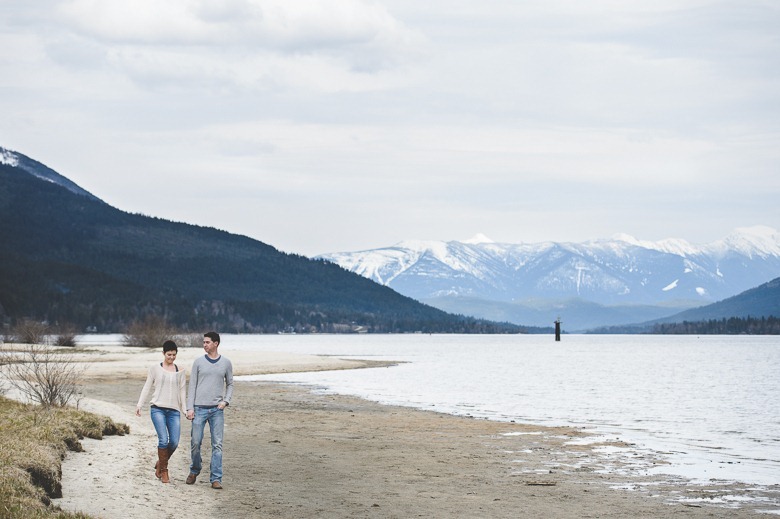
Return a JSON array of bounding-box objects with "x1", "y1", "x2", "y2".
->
[{"x1": 44, "y1": 345, "x2": 778, "y2": 518}]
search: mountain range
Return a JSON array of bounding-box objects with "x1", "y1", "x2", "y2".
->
[
  {"x1": 3, "y1": 144, "x2": 777, "y2": 334},
  {"x1": 318, "y1": 228, "x2": 780, "y2": 331},
  {"x1": 0, "y1": 146, "x2": 519, "y2": 334}
]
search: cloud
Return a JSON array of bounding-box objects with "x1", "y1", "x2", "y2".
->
[
  {"x1": 59, "y1": 0, "x2": 414, "y2": 47},
  {"x1": 1, "y1": 0, "x2": 778, "y2": 255},
  {"x1": 53, "y1": 0, "x2": 423, "y2": 85}
]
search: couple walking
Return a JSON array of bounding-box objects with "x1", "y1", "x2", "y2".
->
[{"x1": 135, "y1": 331, "x2": 234, "y2": 489}]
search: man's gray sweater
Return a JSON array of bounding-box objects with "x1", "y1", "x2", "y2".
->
[{"x1": 187, "y1": 355, "x2": 234, "y2": 409}]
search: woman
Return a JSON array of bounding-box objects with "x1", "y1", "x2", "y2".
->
[{"x1": 136, "y1": 340, "x2": 187, "y2": 483}]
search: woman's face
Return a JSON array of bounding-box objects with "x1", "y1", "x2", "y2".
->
[{"x1": 163, "y1": 349, "x2": 177, "y2": 364}]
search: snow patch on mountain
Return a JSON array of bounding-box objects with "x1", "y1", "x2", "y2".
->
[
  {"x1": 1, "y1": 148, "x2": 19, "y2": 166},
  {"x1": 709, "y1": 226, "x2": 780, "y2": 258},
  {"x1": 463, "y1": 233, "x2": 494, "y2": 244},
  {"x1": 1, "y1": 146, "x2": 99, "y2": 201},
  {"x1": 612, "y1": 233, "x2": 701, "y2": 257}
]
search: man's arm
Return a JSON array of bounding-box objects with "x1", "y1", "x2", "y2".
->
[
  {"x1": 218, "y1": 359, "x2": 234, "y2": 409},
  {"x1": 186, "y1": 359, "x2": 199, "y2": 420}
]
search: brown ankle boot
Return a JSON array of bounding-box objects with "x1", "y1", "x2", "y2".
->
[{"x1": 158, "y1": 447, "x2": 170, "y2": 483}]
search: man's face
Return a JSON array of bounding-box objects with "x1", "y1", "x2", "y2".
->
[{"x1": 203, "y1": 337, "x2": 219, "y2": 356}]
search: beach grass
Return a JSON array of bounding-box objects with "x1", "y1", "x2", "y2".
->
[{"x1": 0, "y1": 396, "x2": 129, "y2": 519}]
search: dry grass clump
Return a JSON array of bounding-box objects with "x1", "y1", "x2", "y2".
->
[{"x1": 0, "y1": 396, "x2": 129, "y2": 518}]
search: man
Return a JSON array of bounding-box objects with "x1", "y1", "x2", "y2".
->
[{"x1": 186, "y1": 331, "x2": 234, "y2": 489}]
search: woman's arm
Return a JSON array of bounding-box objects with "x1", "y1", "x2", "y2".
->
[
  {"x1": 135, "y1": 366, "x2": 156, "y2": 416},
  {"x1": 177, "y1": 369, "x2": 187, "y2": 414}
]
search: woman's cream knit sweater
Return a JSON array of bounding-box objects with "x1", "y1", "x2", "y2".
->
[{"x1": 136, "y1": 364, "x2": 187, "y2": 413}]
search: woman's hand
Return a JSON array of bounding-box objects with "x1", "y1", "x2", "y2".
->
[{"x1": 135, "y1": 406, "x2": 141, "y2": 417}]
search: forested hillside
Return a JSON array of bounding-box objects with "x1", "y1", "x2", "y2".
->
[
  {"x1": 589, "y1": 276, "x2": 780, "y2": 334},
  {"x1": 0, "y1": 158, "x2": 520, "y2": 334}
]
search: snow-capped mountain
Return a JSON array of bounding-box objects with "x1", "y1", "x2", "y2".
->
[
  {"x1": 1, "y1": 146, "x2": 99, "y2": 201},
  {"x1": 317, "y1": 227, "x2": 780, "y2": 330}
]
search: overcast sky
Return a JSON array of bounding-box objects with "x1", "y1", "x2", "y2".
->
[{"x1": 2, "y1": 1, "x2": 778, "y2": 256}]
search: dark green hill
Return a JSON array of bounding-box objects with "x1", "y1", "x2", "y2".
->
[
  {"x1": 590, "y1": 276, "x2": 780, "y2": 334},
  {"x1": 654, "y1": 276, "x2": 780, "y2": 323},
  {"x1": 0, "y1": 154, "x2": 520, "y2": 334}
]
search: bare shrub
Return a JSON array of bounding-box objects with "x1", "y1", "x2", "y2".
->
[
  {"x1": 52, "y1": 323, "x2": 78, "y2": 347},
  {"x1": 13, "y1": 319, "x2": 50, "y2": 345},
  {"x1": 2, "y1": 343, "x2": 85, "y2": 408},
  {"x1": 176, "y1": 333, "x2": 203, "y2": 348},
  {"x1": 54, "y1": 334, "x2": 77, "y2": 347},
  {"x1": 123, "y1": 315, "x2": 178, "y2": 348}
]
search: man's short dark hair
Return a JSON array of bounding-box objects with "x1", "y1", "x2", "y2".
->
[
  {"x1": 162, "y1": 340, "x2": 178, "y2": 352},
  {"x1": 204, "y1": 331, "x2": 220, "y2": 344}
]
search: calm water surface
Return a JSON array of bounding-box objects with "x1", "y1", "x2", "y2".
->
[
  {"x1": 229, "y1": 334, "x2": 779, "y2": 487},
  {"x1": 81, "y1": 333, "x2": 779, "y2": 486}
]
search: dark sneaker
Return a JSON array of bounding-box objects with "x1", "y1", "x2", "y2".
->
[
  {"x1": 186, "y1": 473, "x2": 197, "y2": 485},
  {"x1": 211, "y1": 481, "x2": 223, "y2": 490}
]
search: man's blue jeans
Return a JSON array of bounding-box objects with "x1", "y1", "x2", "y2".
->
[
  {"x1": 150, "y1": 406, "x2": 180, "y2": 451},
  {"x1": 190, "y1": 406, "x2": 224, "y2": 483}
]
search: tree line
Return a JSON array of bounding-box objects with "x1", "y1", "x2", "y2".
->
[{"x1": 650, "y1": 316, "x2": 780, "y2": 335}]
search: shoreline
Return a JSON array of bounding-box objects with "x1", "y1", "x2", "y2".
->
[{"x1": 39, "y1": 346, "x2": 779, "y2": 517}]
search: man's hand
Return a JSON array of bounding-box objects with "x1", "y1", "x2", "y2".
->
[
  {"x1": 186, "y1": 409, "x2": 194, "y2": 420},
  {"x1": 217, "y1": 401, "x2": 227, "y2": 410}
]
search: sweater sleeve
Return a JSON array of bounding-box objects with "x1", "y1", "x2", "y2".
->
[
  {"x1": 223, "y1": 359, "x2": 234, "y2": 405},
  {"x1": 177, "y1": 369, "x2": 187, "y2": 414},
  {"x1": 136, "y1": 366, "x2": 155, "y2": 409}
]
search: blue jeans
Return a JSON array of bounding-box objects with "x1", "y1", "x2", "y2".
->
[
  {"x1": 150, "y1": 406, "x2": 181, "y2": 451},
  {"x1": 190, "y1": 406, "x2": 224, "y2": 483}
]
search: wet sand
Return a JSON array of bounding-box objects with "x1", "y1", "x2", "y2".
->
[{"x1": 51, "y1": 348, "x2": 778, "y2": 518}]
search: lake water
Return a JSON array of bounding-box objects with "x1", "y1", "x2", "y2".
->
[
  {"x1": 81, "y1": 333, "x2": 779, "y2": 488},
  {"x1": 228, "y1": 334, "x2": 779, "y2": 488}
]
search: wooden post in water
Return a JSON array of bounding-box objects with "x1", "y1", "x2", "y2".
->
[{"x1": 554, "y1": 318, "x2": 561, "y2": 341}]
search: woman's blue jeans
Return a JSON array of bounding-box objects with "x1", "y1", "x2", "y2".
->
[
  {"x1": 150, "y1": 406, "x2": 181, "y2": 451},
  {"x1": 189, "y1": 406, "x2": 224, "y2": 483}
]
